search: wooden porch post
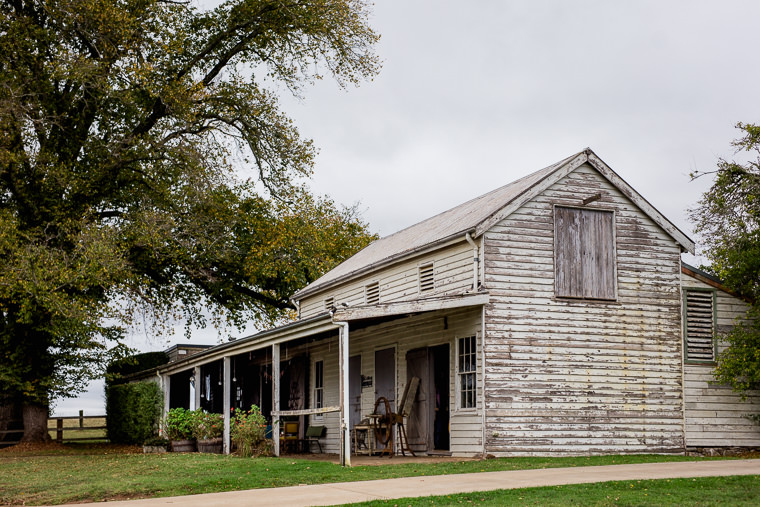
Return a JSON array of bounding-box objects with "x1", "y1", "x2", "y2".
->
[
  {"x1": 161, "y1": 373, "x2": 170, "y2": 421},
  {"x1": 272, "y1": 343, "x2": 280, "y2": 457},
  {"x1": 337, "y1": 321, "x2": 351, "y2": 466},
  {"x1": 193, "y1": 365, "x2": 201, "y2": 411},
  {"x1": 223, "y1": 356, "x2": 231, "y2": 455}
]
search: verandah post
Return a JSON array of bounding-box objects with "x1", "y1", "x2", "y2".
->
[
  {"x1": 223, "y1": 356, "x2": 231, "y2": 455},
  {"x1": 272, "y1": 343, "x2": 280, "y2": 457}
]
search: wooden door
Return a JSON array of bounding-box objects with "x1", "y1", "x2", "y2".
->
[
  {"x1": 374, "y1": 347, "x2": 396, "y2": 409},
  {"x1": 349, "y1": 355, "x2": 362, "y2": 428},
  {"x1": 406, "y1": 348, "x2": 431, "y2": 452},
  {"x1": 374, "y1": 347, "x2": 395, "y2": 450}
]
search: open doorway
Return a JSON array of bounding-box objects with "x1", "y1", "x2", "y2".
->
[{"x1": 406, "y1": 344, "x2": 450, "y2": 453}]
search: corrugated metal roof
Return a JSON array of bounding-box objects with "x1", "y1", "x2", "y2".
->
[{"x1": 294, "y1": 151, "x2": 581, "y2": 299}]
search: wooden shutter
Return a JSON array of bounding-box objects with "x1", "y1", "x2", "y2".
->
[
  {"x1": 419, "y1": 263, "x2": 434, "y2": 293},
  {"x1": 365, "y1": 282, "x2": 380, "y2": 305},
  {"x1": 684, "y1": 289, "x2": 716, "y2": 362},
  {"x1": 555, "y1": 207, "x2": 582, "y2": 298},
  {"x1": 555, "y1": 207, "x2": 615, "y2": 299}
]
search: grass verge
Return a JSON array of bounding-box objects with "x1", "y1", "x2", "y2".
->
[
  {"x1": 0, "y1": 444, "x2": 751, "y2": 506},
  {"x1": 345, "y1": 475, "x2": 760, "y2": 506}
]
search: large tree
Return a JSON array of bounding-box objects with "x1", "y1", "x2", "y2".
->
[
  {"x1": 0, "y1": 0, "x2": 379, "y2": 441},
  {"x1": 690, "y1": 122, "x2": 760, "y2": 395}
]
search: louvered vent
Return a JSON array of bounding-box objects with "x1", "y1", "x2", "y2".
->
[
  {"x1": 684, "y1": 290, "x2": 715, "y2": 362},
  {"x1": 419, "y1": 263, "x2": 434, "y2": 293},
  {"x1": 324, "y1": 297, "x2": 334, "y2": 310},
  {"x1": 365, "y1": 282, "x2": 380, "y2": 305}
]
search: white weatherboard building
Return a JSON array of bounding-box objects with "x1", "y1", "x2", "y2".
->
[{"x1": 153, "y1": 148, "x2": 759, "y2": 464}]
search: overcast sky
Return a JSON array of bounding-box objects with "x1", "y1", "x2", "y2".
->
[{"x1": 54, "y1": 0, "x2": 760, "y2": 415}]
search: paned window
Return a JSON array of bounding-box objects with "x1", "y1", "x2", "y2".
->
[
  {"x1": 554, "y1": 206, "x2": 616, "y2": 300},
  {"x1": 458, "y1": 336, "x2": 477, "y2": 409},
  {"x1": 314, "y1": 360, "x2": 324, "y2": 409},
  {"x1": 684, "y1": 289, "x2": 716, "y2": 363}
]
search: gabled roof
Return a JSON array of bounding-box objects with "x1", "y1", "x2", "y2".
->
[{"x1": 294, "y1": 148, "x2": 694, "y2": 300}]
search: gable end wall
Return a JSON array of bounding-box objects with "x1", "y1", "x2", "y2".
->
[
  {"x1": 299, "y1": 241, "x2": 476, "y2": 318},
  {"x1": 483, "y1": 164, "x2": 685, "y2": 455}
]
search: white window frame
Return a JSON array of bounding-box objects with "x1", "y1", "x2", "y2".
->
[
  {"x1": 313, "y1": 359, "x2": 324, "y2": 421},
  {"x1": 456, "y1": 334, "x2": 477, "y2": 411}
]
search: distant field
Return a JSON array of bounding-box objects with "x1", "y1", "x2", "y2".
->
[{"x1": 48, "y1": 416, "x2": 107, "y2": 442}]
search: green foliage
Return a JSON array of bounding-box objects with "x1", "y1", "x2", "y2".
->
[
  {"x1": 106, "y1": 352, "x2": 170, "y2": 385},
  {"x1": 691, "y1": 122, "x2": 760, "y2": 394},
  {"x1": 105, "y1": 381, "x2": 163, "y2": 444},
  {"x1": 161, "y1": 407, "x2": 196, "y2": 441},
  {"x1": 143, "y1": 436, "x2": 170, "y2": 447},
  {"x1": 0, "y1": 0, "x2": 379, "y2": 423},
  {"x1": 230, "y1": 405, "x2": 269, "y2": 457},
  {"x1": 191, "y1": 410, "x2": 224, "y2": 440}
]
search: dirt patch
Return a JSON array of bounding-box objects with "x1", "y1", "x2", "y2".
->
[
  {"x1": 0, "y1": 441, "x2": 142, "y2": 456},
  {"x1": 0, "y1": 441, "x2": 68, "y2": 453}
]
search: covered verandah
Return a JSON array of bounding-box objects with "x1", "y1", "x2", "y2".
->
[{"x1": 157, "y1": 292, "x2": 488, "y2": 466}]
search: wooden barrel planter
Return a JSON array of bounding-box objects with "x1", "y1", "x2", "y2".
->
[
  {"x1": 197, "y1": 437, "x2": 223, "y2": 454},
  {"x1": 170, "y1": 439, "x2": 196, "y2": 452}
]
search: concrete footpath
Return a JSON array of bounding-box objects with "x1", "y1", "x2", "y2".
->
[{"x1": 71, "y1": 459, "x2": 760, "y2": 507}]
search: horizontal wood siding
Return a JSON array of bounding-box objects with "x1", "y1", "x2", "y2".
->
[
  {"x1": 308, "y1": 307, "x2": 483, "y2": 456},
  {"x1": 483, "y1": 164, "x2": 684, "y2": 456},
  {"x1": 681, "y1": 272, "x2": 760, "y2": 447},
  {"x1": 306, "y1": 336, "x2": 342, "y2": 454},
  {"x1": 299, "y1": 242, "x2": 475, "y2": 318}
]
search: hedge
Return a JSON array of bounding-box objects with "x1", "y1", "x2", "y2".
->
[{"x1": 105, "y1": 381, "x2": 163, "y2": 444}]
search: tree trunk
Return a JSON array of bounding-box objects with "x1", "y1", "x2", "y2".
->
[
  {"x1": 20, "y1": 403, "x2": 51, "y2": 442},
  {"x1": 0, "y1": 396, "x2": 23, "y2": 444}
]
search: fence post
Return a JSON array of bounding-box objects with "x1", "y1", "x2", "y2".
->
[
  {"x1": 79, "y1": 410, "x2": 84, "y2": 429},
  {"x1": 56, "y1": 418, "x2": 63, "y2": 443}
]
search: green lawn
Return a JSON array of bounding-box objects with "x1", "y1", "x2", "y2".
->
[
  {"x1": 346, "y1": 476, "x2": 760, "y2": 506},
  {"x1": 0, "y1": 445, "x2": 751, "y2": 506}
]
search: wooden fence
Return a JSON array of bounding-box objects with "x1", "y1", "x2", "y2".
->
[
  {"x1": 50, "y1": 411, "x2": 108, "y2": 443},
  {"x1": 0, "y1": 411, "x2": 107, "y2": 446}
]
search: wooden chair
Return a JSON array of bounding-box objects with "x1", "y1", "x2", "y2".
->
[{"x1": 281, "y1": 421, "x2": 299, "y2": 453}]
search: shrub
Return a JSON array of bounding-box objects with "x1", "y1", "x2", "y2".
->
[
  {"x1": 191, "y1": 411, "x2": 224, "y2": 440},
  {"x1": 162, "y1": 408, "x2": 195, "y2": 441},
  {"x1": 143, "y1": 436, "x2": 170, "y2": 447},
  {"x1": 231, "y1": 405, "x2": 270, "y2": 457},
  {"x1": 105, "y1": 381, "x2": 163, "y2": 444}
]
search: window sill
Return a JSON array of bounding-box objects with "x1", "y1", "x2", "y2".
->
[{"x1": 553, "y1": 296, "x2": 619, "y2": 305}]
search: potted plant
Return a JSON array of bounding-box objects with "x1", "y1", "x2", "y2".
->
[
  {"x1": 143, "y1": 436, "x2": 169, "y2": 453},
  {"x1": 192, "y1": 411, "x2": 224, "y2": 453},
  {"x1": 162, "y1": 407, "x2": 196, "y2": 452}
]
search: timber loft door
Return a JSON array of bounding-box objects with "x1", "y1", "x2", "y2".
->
[{"x1": 406, "y1": 344, "x2": 450, "y2": 453}]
